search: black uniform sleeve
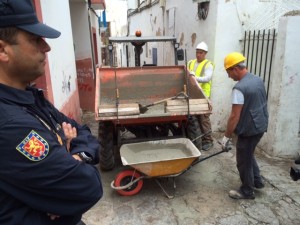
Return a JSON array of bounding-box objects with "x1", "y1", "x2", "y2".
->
[
  {"x1": 0, "y1": 107, "x2": 103, "y2": 217},
  {"x1": 44, "y1": 100, "x2": 100, "y2": 164}
]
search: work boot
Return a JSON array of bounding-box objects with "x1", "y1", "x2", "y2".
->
[
  {"x1": 202, "y1": 142, "x2": 213, "y2": 151},
  {"x1": 254, "y1": 177, "x2": 265, "y2": 189},
  {"x1": 254, "y1": 180, "x2": 265, "y2": 189},
  {"x1": 228, "y1": 189, "x2": 255, "y2": 200},
  {"x1": 290, "y1": 164, "x2": 300, "y2": 181}
]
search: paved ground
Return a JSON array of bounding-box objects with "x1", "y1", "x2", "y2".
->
[{"x1": 81, "y1": 111, "x2": 300, "y2": 225}]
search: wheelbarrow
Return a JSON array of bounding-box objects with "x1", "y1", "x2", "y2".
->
[{"x1": 111, "y1": 137, "x2": 231, "y2": 198}]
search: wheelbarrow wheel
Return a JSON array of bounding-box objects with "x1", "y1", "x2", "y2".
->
[{"x1": 114, "y1": 170, "x2": 143, "y2": 196}]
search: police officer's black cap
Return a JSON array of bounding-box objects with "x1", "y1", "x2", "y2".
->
[{"x1": 0, "y1": 0, "x2": 60, "y2": 38}]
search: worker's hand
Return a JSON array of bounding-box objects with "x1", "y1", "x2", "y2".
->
[
  {"x1": 62, "y1": 122, "x2": 77, "y2": 152},
  {"x1": 220, "y1": 136, "x2": 231, "y2": 152},
  {"x1": 189, "y1": 70, "x2": 195, "y2": 76}
]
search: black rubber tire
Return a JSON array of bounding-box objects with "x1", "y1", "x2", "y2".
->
[
  {"x1": 98, "y1": 121, "x2": 115, "y2": 171},
  {"x1": 125, "y1": 124, "x2": 170, "y2": 138},
  {"x1": 154, "y1": 125, "x2": 170, "y2": 137},
  {"x1": 169, "y1": 123, "x2": 183, "y2": 136},
  {"x1": 186, "y1": 116, "x2": 202, "y2": 150}
]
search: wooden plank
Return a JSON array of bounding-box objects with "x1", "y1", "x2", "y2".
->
[
  {"x1": 166, "y1": 99, "x2": 208, "y2": 106},
  {"x1": 98, "y1": 103, "x2": 140, "y2": 116},
  {"x1": 166, "y1": 105, "x2": 209, "y2": 112},
  {"x1": 166, "y1": 99, "x2": 209, "y2": 113}
]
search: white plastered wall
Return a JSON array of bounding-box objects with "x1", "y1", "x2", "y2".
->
[
  {"x1": 263, "y1": 16, "x2": 300, "y2": 157},
  {"x1": 104, "y1": 0, "x2": 128, "y2": 67},
  {"x1": 40, "y1": 0, "x2": 77, "y2": 110},
  {"x1": 69, "y1": 2, "x2": 92, "y2": 60}
]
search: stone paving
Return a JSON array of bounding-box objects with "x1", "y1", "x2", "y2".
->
[{"x1": 81, "y1": 111, "x2": 300, "y2": 225}]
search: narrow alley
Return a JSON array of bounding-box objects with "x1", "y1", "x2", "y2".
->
[{"x1": 81, "y1": 111, "x2": 300, "y2": 225}]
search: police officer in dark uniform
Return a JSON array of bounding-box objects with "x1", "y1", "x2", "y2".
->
[{"x1": 0, "y1": 0, "x2": 103, "y2": 224}]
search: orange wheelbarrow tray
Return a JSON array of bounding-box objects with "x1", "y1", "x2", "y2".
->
[{"x1": 111, "y1": 138, "x2": 229, "y2": 197}]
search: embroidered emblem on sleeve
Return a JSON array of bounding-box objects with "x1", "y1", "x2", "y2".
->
[{"x1": 16, "y1": 130, "x2": 49, "y2": 161}]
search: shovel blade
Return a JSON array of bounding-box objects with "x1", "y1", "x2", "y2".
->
[{"x1": 138, "y1": 104, "x2": 149, "y2": 114}]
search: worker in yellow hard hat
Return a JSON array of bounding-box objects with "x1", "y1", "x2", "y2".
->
[
  {"x1": 221, "y1": 52, "x2": 269, "y2": 200},
  {"x1": 187, "y1": 42, "x2": 214, "y2": 151}
]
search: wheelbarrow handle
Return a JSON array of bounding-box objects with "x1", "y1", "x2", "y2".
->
[
  {"x1": 191, "y1": 146, "x2": 231, "y2": 167},
  {"x1": 164, "y1": 147, "x2": 232, "y2": 179}
]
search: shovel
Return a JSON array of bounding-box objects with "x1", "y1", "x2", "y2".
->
[{"x1": 139, "y1": 92, "x2": 187, "y2": 113}]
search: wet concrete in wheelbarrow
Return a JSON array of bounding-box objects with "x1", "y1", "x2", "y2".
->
[{"x1": 81, "y1": 111, "x2": 300, "y2": 225}]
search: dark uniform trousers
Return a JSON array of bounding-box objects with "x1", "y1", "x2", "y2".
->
[{"x1": 236, "y1": 132, "x2": 264, "y2": 196}]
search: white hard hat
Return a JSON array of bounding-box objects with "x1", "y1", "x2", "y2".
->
[{"x1": 196, "y1": 42, "x2": 208, "y2": 52}]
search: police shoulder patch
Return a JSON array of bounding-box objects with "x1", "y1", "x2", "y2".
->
[{"x1": 16, "y1": 130, "x2": 49, "y2": 161}]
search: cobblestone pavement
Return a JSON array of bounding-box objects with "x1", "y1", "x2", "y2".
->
[{"x1": 81, "y1": 111, "x2": 300, "y2": 225}]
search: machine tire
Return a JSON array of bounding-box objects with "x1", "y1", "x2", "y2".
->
[
  {"x1": 154, "y1": 125, "x2": 170, "y2": 137},
  {"x1": 126, "y1": 125, "x2": 169, "y2": 139},
  {"x1": 186, "y1": 116, "x2": 202, "y2": 150},
  {"x1": 114, "y1": 170, "x2": 143, "y2": 196},
  {"x1": 98, "y1": 121, "x2": 115, "y2": 171}
]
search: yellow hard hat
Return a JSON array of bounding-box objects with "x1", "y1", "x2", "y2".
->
[{"x1": 224, "y1": 52, "x2": 246, "y2": 70}]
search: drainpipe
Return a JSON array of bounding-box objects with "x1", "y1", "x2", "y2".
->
[{"x1": 87, "y1": 0, "x2": 96, "y2": 78}]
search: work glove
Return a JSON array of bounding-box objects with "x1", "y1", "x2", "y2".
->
[
  {"x1": 220, "y1": 136, "x2": 231, "y2": 152},
  {"x1": 189, "y1": 71, "x2": 195, "y2": 76}
]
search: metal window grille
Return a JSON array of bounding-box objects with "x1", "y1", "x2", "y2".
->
[{"x1": 242, "y1": 29, "x2": 277, "y2": 100}]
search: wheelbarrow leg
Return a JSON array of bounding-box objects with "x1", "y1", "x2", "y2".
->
[{"x1": 155, "y1": 178, "x2": 176, "y2": 199}]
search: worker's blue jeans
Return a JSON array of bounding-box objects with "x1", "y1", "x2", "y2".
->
[{"x1": 236, "y1": 132, "x2": 264, "y2": 196}]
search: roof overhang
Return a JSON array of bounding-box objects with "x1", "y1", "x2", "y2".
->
[
  {"x1": 69, "y1": 0, "x2": 106, "y2": 9},
  {"x1": 91, "y1": 0, "x2": 106, "y2": 10}
]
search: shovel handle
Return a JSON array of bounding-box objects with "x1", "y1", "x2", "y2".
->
[
  {"x1": 146, "y1": 92, "x2": 187, "y2": 107},
  {"x1": 143, "y1": 96, "x2": 176, "y2": 108},
  {"x1": 150, "y1": 96, "x2": 175, "y2": 105}
]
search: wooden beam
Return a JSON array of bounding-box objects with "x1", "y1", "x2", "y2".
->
[
  {"x1": 98, "y1": 103, "x2": 140, "y2": 116},
  {"x1": 165, "y1": 99, "x2": 209, "y2": 113}
]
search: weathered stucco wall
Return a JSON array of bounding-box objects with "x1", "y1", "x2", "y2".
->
[
  {"x1": 70, "y1": 2, "x2": 101, "y2": 111},
  {"x1": 70, "y1": 2, "x2": 92, "y2": 60},
  {"x1": 40, "y1": 0, "x2": 81, "y2": 122},
  {"x1": 262, "y1": 15, "x2": 300, "y2": 157},
  {"x1": 104, "y1": 0, "x2": 128, "y2": 67},
  {"x1": 106, "y1": 0, "x2": 128, "y2": 37},
  {"x1": 126, "y1": 0, "x2": 217, "y2": 67},
  {"x1": 211, "y1": 1, "x2": 245, "y2": 133}
]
